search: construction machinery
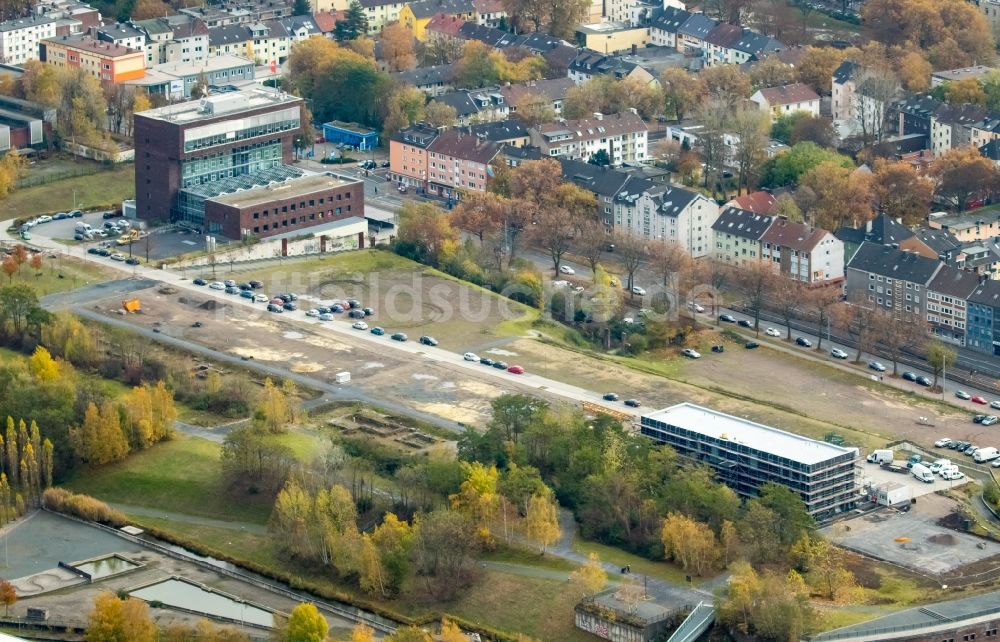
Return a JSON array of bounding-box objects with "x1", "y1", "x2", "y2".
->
[{"x1": 121, "y1": 299, "x2": 141, "y2": 313}]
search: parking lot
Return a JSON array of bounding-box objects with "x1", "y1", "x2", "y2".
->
[{"x1": 858, "y1": 459, "x2": 959, "y2": 501}]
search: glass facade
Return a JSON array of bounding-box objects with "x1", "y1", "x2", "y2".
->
[
  {"x1": 182, "y1": 107, "x2": 300, "y2": 152},
  {"x1": 641, "y1": 416, "x2": 858, "y2": 519},
  {"x1": 181, "y1": 140, "x2": 283, "y2": 189}
]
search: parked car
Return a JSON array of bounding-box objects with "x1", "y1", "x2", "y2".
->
[
  {"x1": 737, "y1": 319, "x2": 753, "y2": 328},
  {"x1": 956, "y1": 390, "x2": 972, "y2": 400},
  {"x1": 371, "y1": 327, "x2": 385, "y2": 336},
  {"x1": 631, "y1": 286, "x2": 646, "y2": 296},
  {"x1": 688, "y1": 302, "x2": 705, "y2": 313},
  {"x1": 306, "y1": 309, "x2": 320, "y2": 317},
  {"x1": 239, "y1": 290, "x2": 253, "y2": 299},
  {"x1": 69, "y1": 210, "x2": 83, "y2": 218},
  {"x1": 208, "y1": 282, "x2": 225, "y2": 290},
  {"x1": 831, "y1": 348, "x2": 849, "y2": 359},
  {"x1": 126, "y1": 257, "x2": 140, "y2": 265},
  {"x1": 266, "y1": 303, "x2": 283, "y2": 313},
  {"x1": 916, "y1": 375, "x2": 932, "y2": 386},
  {"x1": 53, "y1": 212, "x2": 69, "y2": 221},
  {"x1": 225, "y1": 286, "x2": 240, "y2": 295},
  {"x1": 419, "y1": 336, "x2": 438, "y2": 346},
  {"x1": 193, "y1": 278, "x2": 207, "y2": 286},
  {"x1": 348, "y1": 309, "x2": 365, "y2": 319},
  {"x1": 223, "y1": 279, "x2": 236, "y2": 288},
  {"x1": 983, "y1": 416, "x2": 999, "y2": 426},
  {"x1": 480, "y1": 357, "x2": 495, "y2": 366},
  {"x1": 391, "y1": 332, "x2": 407, "y2": 341},
  {"x1": 902, "y1": 371, "x2": 917, "y2": 381},
  {"x1": 238, "y1": 283, "x2": 252, "y2": 291},
  {"x1": 463, "y1": 352, "x2": 479, "y2": 361},
  {"x1": 363, "y1": 307, "x2": 375, "y2": 316},
  {"x1": 352, "y1": 321, "x2": 369, "y2": 330},
  {"x1": 624, "y1": 399, "x2": 641, "y2": 407},
  {"x1": 35, "y1": 215, "x2": 52, "y2": 224},
  {"x1": 765, "y1": 327, "x2": 781, "y2": 337},
  {"x1": 282, "y1": 302, "x2": 297, "y2": 311},
  {"x1": 87, "y1": 248, "x2": 100, "y2": 255},
  {"x1": 745, "y1": 341, "x2": 760, "y2": 349},
  {"x1": 719, "y1": 314, "x2": 736, "y2": 323},
  {"x1": 347, "y1": 299, "x2": 361, "y2": 308},
  {"x1": 110, "y1": 253, "x2": 125, "y2": 261},
  {"x1": 711, "y1": 344, "x2": 724, "y2": 353},
  {"x1": 795, "y1": 337, "x2": 812, "y2": 347},
  {"x1": 319, "y1": 313, "x2": 334, "y2": 321},
  {"x1": 868, "y1": 361, "x2": 887, "y2": 372},
  {"x1": 253, "y1": 294, "x2": 269, "y2": 303},
  {"x1": 990, "y1": 400, "x2": 1000, "y2": 410},
  {"x1": 331, "y1": 304, "x2": 345, "y2": 313},
  {"x1": 559, "y1": 265, "x2": 576, "y2": 275},
  {"x1": 249, "y1": 280, "x2": 264, "y2": 289},
  {"x1": 603, "y1": 393, "x2": 620, "y2": 401},
  {"x1": 492, "y1": 361, "x2": 508, "y2": 369},
  {"x1": 97, "y1": 248, "x2": 111, "y2": 257},
  {"x1": 507, "y1": 365, "x2": 525, "y2": 374},
  {"x1": 972, "y1": 396, "x2": 988, "y2": 405},
  {"x1": 934, "y1": 438, "x2": 953, "y2": 447},
  {"x1": 975, "y1": 415, "x2": 987, "y2": 424},
  {"x1": 681, "y1": 348, "x2": 701, "y2": 359}
]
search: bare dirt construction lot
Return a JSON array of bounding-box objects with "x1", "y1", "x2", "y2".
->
[
  {"x1": 88, "y1": 284, "x2": 538, "y2": 428},
  {"x1": 821, "y1": 493, "x2": 1000, "y2": 583}
]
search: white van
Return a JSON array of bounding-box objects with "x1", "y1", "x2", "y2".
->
[
  {"x1": 911, "y1": 463, "x2": 935, "y2": 483},
  {"x1": 74, "y1": 222, "x2": 92, "y2": 234},
  {"x1": 938, "y1": 464, "x2": 958, "y2": 477},
  {"x1": 974, "y1": 447, "x2": 999, "y2": 463},
  {"x1": 929, "y1": 459, "x2": 951, "y2": 473}
]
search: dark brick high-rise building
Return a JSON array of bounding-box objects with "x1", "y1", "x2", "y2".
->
[{"x1": 133, "y1": 86, "x2": 302, "y2": 233}]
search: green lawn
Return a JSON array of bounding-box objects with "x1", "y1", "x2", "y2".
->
[
  {"x1": 5, "y1": 254, "x2": 116, "y2": 295},
  {"x1": 3, "y1": 164, "x2": 134, "y2": 219},
  {"x1": 572, "y1": 537, "x2": 695, "y2": 586},
  {"x1": 64, "y1": 435, "x2": 272, "y2": 525}
]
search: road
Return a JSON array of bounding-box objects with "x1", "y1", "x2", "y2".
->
[
  {"x1": 527, "y1": 247, "x2": 1000, "y2": 409},
  {"x1": 17, "y1": 227, "x2": 640, "y2": 426}
]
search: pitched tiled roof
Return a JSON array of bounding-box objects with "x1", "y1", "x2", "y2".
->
[
  {"x1": 760, "y1": 216, "x2": 829, "y2": 252},
  {"x1": 648, "y1": 184, "x2": 702, "y2": 217},
  {"x1": 756, "y1": 82, "x2": 819, "y2": 106},
  {"x1": 312, "y1": 10, "x2": 338, "y2": 33},
  {"x1": 846, "y1": 241, "x2": 942, "y2": 284},
  {"x1": 534, "y1": 110, "x2": 647, "y2": 145},
  {"x1": 981, "y1": 139, "x2": 1000, "y2": 161},
  {"x1": 391, "y1": 123, "x2": 440, "y2": 146},
  {"x1": 558, "y1": 157, "x2": 632, "y2": 197},
  {"x1": 425, "y1": 12, "x2": 465, "y2": 35},
  {"x1": 500, "y1": 77, "x2": 574, "y2": 106},
  {"x1": 731, "y1": 191, "x2": 776, "y2": 214},
  {"x1": 928, "y1": 264, "x2": 982, "y2": 298},
  {"x1": 457, "y1": 21, "x2": 506, "y2": 45},
  {"x1": 704, "y1": 23, "x2": 741, "y2": 48},
  {"x1": 711, "y1": 206, "x2": 773, "y2": 240},
  {"x1": 472, "y1": 0, "x2": 504, "y2": 13},
  {"x1": 391, "y1": 62, "x2": 456, "y2": 86},
  {"x1": 426, "y1": 129, "x2": 500, "y2": 164},
  {"x1": 459, "y1": 119, "x2": 529, "y2": 141},
  {"x1": 868, "y1": 213, "x2": 914, "y2": 245}
]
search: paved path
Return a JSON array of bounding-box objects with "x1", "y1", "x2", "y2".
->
[{"x1": 107, "y1": 502, "x2": 268, "y2": 535}]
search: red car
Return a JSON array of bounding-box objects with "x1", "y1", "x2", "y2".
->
[
  {"x1": 507, "y1": 365, "x2": 525, "y2": 374},
  {"x1": 972, "y1": 396, "x2": 988, "y2": 404}
]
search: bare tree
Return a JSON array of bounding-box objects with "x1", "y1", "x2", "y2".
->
[
  {"x1": 836, "y1": 297, "x2": 879, "y2": 364},
  {"x1": 530, "y1": 206, "x2": 576, "y2": 274},
  {"x1": 873, "y1": 309, "x2": 927, "y2": 376},
  {"x1": 804, "y1": 286, "x2": 841, "y2": 351},
  {"x1": 772, "y1": 277, "x2": 803, "y2": 341},
  {"x1": 614, "y1": 231, "x2": 646, "y2": 298},
  {"x1": 689, "y1": 258, "x2": 732, "y2": 321},
  {"x1": 731, "y1": 106, "x2": 771, "y2": 196},
  {"x1": 576, "y1": 220, "x2": 609, "y2": 275},
  {"x1": 648, "y1": 239, "x2": 689, "y2": 291},
  {"x1": 737, "y1": 262, "x2": 778, "y2": 334},
  {"x1": 855, "y1": 67, "x2": 900, "y2": 147},
  {"x1": 142, "y1": 231, "x2": 155, "y2": 264}
]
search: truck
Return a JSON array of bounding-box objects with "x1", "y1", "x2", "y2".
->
[
  {"x1": 974, "y1": 447, "x2": 999, "y2": 463},
  {"x1": 866, "y1": 449, "x2": 893, "y2": 464},
  {"x1": 880, "y1": 462, "x2": 908, "y2": 474},
  {"x1": 911, "y1": 463, "x2": 935, "y2": 483}
]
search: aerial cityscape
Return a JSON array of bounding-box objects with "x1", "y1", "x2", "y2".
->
[{"x1": 0, "y1": 0, "x2": 1000, "y2": 638}]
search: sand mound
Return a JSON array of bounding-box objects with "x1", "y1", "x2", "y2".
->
[{"x1": 929, "y1": 533, "x2": 958, "y2": 546}]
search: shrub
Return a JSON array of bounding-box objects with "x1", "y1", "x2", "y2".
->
[{"x1": 42, "y1": 488, "x2": 126, "y2": 526}]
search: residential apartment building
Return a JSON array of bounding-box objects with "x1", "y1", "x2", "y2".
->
[
  {"x1": 34, "y1": 0, "x2": 101, "y2": 36},
  {"x1": 133, "y1": 86, "x2": 302, "y2": 227},
  {"x1": 845, "y1": 242, "x2": 943, "y2": 318},
  {"x1": 612, "y1": 180, "x2": 718, "y2": 256},
  {"x1": 500, "y1": 77, "x2": 575, "y2": 117},
  {"x1": 969, "y1": 114, "x2": 1000, "y2": 149},
  {"x1": 967, "y1": 279, "x2": 1000, "y2": 356},
  {"x1": 831, "y1": 60, "x2": 858, "y2": 121},
  {"x1": 39, "y1": 34, "x2": 145, "y2": 82},
  {"x1": 388, "y1": 123, "x2": 438, "y2": 190},
  {"x1": 649, "y1": 6, "x2": 688, "y2": 48},
  {"x1": 429, "y1": 88, "x2": 508, "y2": 126},
  {"x1": 557, "y1": 157, "x2": 633, "y2": 225},
  {"x1": 122, "y1": 54, "x2": 255, "y2": 99},
  {"x1": 134, "y1": 16, "x2": 210, "y2": 67},
  {"x1": 94, "y1": 22, "x2": 146, "y2": 51},
  {"x1": 711, "y1": 206, "x2": 771, "y2": 267},
  {"x1": 675, "y1": 12, "x2": 716, "y2": 54},
  {"x1": 207, "y1": 17, "x2": 318, "y2": 65},
  {"x1": 0, "y1": 15, "x2": 56, "y2": 65},
  {"x1": 703, "y1": 23, "x2": 781, "y2": 66},
  {"x1": 749, "y1": 83, "x2": 821, "y2": 120},
  {"x1": 424, "y1": 13, "x2": 466, "y2": 44},
  {"x1": 761, "y1": 217, "x2": 844, "y2": 285},
  {"x1": 400, "y1": 0, "x2": 475, "y2": 40},
  {"x1": 641, "y1": 403, "x2": 859, "y2": 518},
  {"x1": 529, "y1": 110, "x2": 647, "y2": 166},
  {"x1": 930, "y1": 103, "x2": 988, "y2": 157},
  {"x1": 926, "y1": 266, "x2": 981, "y2": 346},
  {"x1": 391, "y1": 63, "x2": 456, "y2": 96},
  {"x1": 426, "y1": 129, "x2": 500, "y2": 197},
  {"x1": 566, "y1": 50, "x2": 656, "y2": 85},
  {"x1": 927, "y1": 211, "x2": 1000, "y2": 243},
  {"x1": 471, "y1": 0, "x2": 505, "y2": 26},
  {"x1": 360, "y1": 0, "x2": 406, "y2": 32}
]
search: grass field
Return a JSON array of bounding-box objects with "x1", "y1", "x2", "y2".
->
[
  {"x1": 3, "y1": 164, "x2": 134, "y2": 218},
  {"x1": 5, "y1": 253, "x2": 115, "y2": 295}
]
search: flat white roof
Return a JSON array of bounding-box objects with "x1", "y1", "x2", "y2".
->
[{"x1": 643, "y1": 402, "x2": 857, "y2": 465}]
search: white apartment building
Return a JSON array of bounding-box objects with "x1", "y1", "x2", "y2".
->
[
  {"x1": 529, "y1": 110, "x2": 647, "y2": 166},
  {"x1": 613, "y1": 181, "x2": 719, "y2": 256},
  {"x1": 0, "y1": 15, "x2": 56, "y2": 65}
]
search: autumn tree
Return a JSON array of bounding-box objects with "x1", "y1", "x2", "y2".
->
[
  {"x1": 360, "y1": 512, "x2": 413, "y2": 596},
  {"x1": 799, "y1": 161, "x2": 873, "y2": 230},
  {"x1": 661, "y1": 513, "x2": 720, "y2": 576},
  {"x1": 804, "y1": 286, "x2": 841, "y2": 351},
  {"x1": 450, "y1": 461, "x2": 501, "y2": 544},
  {"x1": 660, "y1": 68, "x2": 705, "y2": 121},
  {"x1": 85, "y1": 593, "x2": 156, "y2": 642},
  {"x1": 563, "y1": 76, "x2": 662, "y2": 120},
  {"x1": 381, "y1": 23, "x2": 416, "y2": 71},
  {"x1": 700, "y1": 65, "x2": 752, "y2": 110},
  {"x1": 795, "y1": 46, "x2": 848, "y2": 94},
  {"x1": 0, "y1": 149, "x2": 26, "y2": 198},
  {"x1": 897, "y1": 51, "x2": 932, "y2": 92},
  {"x1": 614, "y1": 231, "x2": 646, "y2": 297},
  {"x1": 836, "y1": 298, "x2": 880, "y2": 364},
  {"x1": 501, "y1": 0, "x2": 590, "y2": 39},
  {"x1": 731, "y1": 105, "x2": 771, "y2": 195},
  {"x1": 738, "y1": 261, "x2": 778, "y2": 334},
  {"x1": 351, "y1": 623, "x2": 376, "y2": 642},
  {"x1": 927, "y1": 340, "x2": 957, "y2": 389},
  {"x1": 791, "y1": 534, "x2": 861, "y2": 602},
  {"x1": 1, "y1": 257, "x2": 16, "y2": 284},
  {"x1": 0, "y1": 580, "x2": 14, "y2": 616},
  {"x1": 524, "y1": 490, "x2": 561, "y2": 554},
  {"x1": 862, "y1": 0, "x2": 994, "y2": 69},
  {"x1": 569, "y1": 552, "x2": 607, "y2": 596},
  {"x1": 772, "y1": 277, "x2": 803, "y2": 341},
  {"x1": 933, "y1": 146, "x2": 999, "y2": 211},
  {"x1": 411, "y1": 509, "x2": 481, "y2": 599},
  {"x1": 255, "y1": 377, "x2": 295, "y2": 433},
  {"x1": 70, "y1": 401, "x2": 128, "y2": 465},
  {"x1": 576, "y1": 220, "x2": 609, "y2": 274},
  {"x1": 871, "y1": 158, "x2": 934, "y2": 225},
  {"x1": 439, "y1": 619, "x2": 466, "y2": 642},
  {"x1": 748, "y1": 56, "x2": 796, "y2": 90},
  {"x1": 423, "y1": 100, "x2": 457, "y2": 128},
  {"x1": 382, "y1": 85, "x2": 427, "y2": 138},
  {"x1": 281, "y1": 603, "x2": 328, "y2": 642},
  {"x1": 648, "y1": 239, "x2": 688, "y2": 293},
  {"x1": 450, "y1": 191, "x2": 506, "y2": 241},
  {"x1": 941, "y1": 78, "x2": 987, "y2": 105},
  {"x1": 386, "y1": 627, "x2": 433, "y2": 642},
  {"x1": 396, "y1": 202, "x2": 459, "y2": 266},
  {"x1": 530, "y1": 203, "x2": 582, "y2": 275},
  {"x1": 29, "y1": 346, "x2": 60, "y2": 382}
]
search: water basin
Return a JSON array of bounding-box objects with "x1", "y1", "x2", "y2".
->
[
  {"x1": 130, "y1": 578, "x2": 274, "y2": 628},
  {"x1": 71, "y1": 555, "x2": 140, "y2": 580}
]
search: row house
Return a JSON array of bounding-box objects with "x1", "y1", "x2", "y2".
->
[
  {"x1": 970, "y1": 113, "x2": 1000, "y2": 149},
  {"x1": 613, "y1": 180, "x2": 718, "y2": 256},
  {"x1": 207, "y1": 17, "x2": 318, "y2": 65},
  {"x1": 500, "y1": 77, "x2": 575, "y2": 117},
  {"x1": 567, "y1": 50, "x2": 656, "y2": 85},
  {"x1": 39, "y1": 33, "x2": 145, "y2": 82},
  {"x1": 0, "y1": 15, "x2": 56, "y2": 65},
  {"x1": 424, "y1": 13, "x2": 466, "y2": 44},
  {"x1": 926, "y1": 262, "x2": 982, "y2": 346},
  {"x1": 749, "y1": 83, "x2": 821, "y2": 121},
  {"x1": 967, "y1": 279, "x2": 1000, "y2": 356},
  {"x1": 712, "y1": 207, "x2": 844, "y2": 284},
  {"x1": 387, "y1": 123, "x2": 500, "y2": 196},
  {"x1": 391, "y1": 63, "x2": 456, "y2": 96},
  {"x1": 703, "y1": 23, "x2": 781, "y2": 67},
  {"x1": 894, "y1": 94, "x2": 987, "y2": 156},
  {"x1": 429, "y1": 88, "x2": 508, "y2": 126},
  {"x1": 458, "y1": 119, "x2": 530, "y2": 146},
  {"x1": 400, "y1": 0, "x2": 475, "y2": 41},
  {"x1": 359, "y1": 0, "x2": 405, "y2": 32},
  {"x1": 425, "y1": 129, "x2": 500, "y2": 198},
  {"x1": 845, "y1": 242, "x2": 942, "y2": 318},
  {"x1": 927, "y1": 211, "x2": 1000, "y2": 243},
  {"x1": 529, "y1": 110, "x2": 647, "y2": 165},
  {"x1": 471, "y1": 0, "x2": 506, "y2": 27},
  {"x1": 133, "y1": 15, "x2": 210, "y2": 67},
  {"x1": 557, "y1": 157, "x2": 633, "y2": 225}
]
